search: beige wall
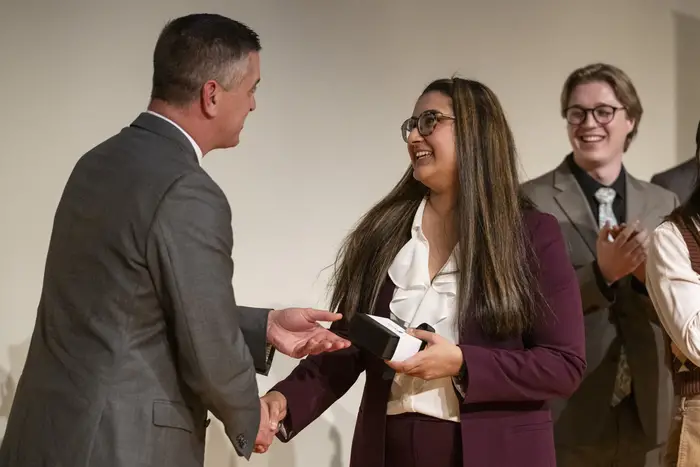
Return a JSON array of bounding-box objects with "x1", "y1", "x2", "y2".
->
[{"x1": 0, "y1": 1, "x2": 694, "y2": 466}]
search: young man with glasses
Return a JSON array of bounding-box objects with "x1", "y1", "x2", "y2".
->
[{"x1": 522, "y1": 63, "x2": 679, "y2": 467}]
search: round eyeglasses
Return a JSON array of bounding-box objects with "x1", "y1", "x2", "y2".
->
[
  {"x1": 564, "y1": 105, "x2": 626, "y2": 125},
  {"x1": 401, "y1": 110, "x2": 455, "y2": 142}
]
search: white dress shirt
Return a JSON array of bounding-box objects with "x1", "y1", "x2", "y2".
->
[
  {"x1": 647, "y1": 219, "x2": 700, "y2": 366},
  {"x1": 146, "y1": 110, "x2": 203, "y2": 164},
  {"x1": 385, "y1": 197, "x2": 461, "y2": 422}
]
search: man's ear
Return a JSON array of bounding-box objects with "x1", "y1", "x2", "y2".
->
[{"x1": 201, "y1": 80, "x2": 220, "y2": 118}]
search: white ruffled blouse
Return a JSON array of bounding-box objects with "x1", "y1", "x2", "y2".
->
[{"x1": 385, "y1": 197, "x2": 461, "y2": 422}]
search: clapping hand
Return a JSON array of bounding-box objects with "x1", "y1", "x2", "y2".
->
[
  {"x1": 597, "y1": 221, "x2": 649, "y2": 284},
  {"x1": 384, "y1": 329, "x2": 463, "y2": 381},
  {"x1": 607, "y1": 222, "x2": 650, "y2": 284},
  {"x1": 267, "y1": 308, "x2": 351, "y2": 358}
]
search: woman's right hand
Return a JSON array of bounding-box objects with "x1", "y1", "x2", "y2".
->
[
  {"x1": 254, "y1": 391, "x2": 288, "y2": 453},
  {"x1": 385, "y1": 329, "x2": 463, "y2": 381}
]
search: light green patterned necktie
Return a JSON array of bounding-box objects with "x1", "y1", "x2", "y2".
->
[{"x1": 595, "y1": 187, "x2": 631, "y2": 406}]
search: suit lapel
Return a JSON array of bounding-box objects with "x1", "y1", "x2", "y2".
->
[
  {"x1": 553, "y1": 161, "x2": 599, "y2": 255},
  {"x1": 626, "y1": 174, "x2": 649, "y2": 224}
]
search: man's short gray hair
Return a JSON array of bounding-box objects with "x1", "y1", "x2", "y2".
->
[{"x1": 150, "y1": 13, "x2": 261, "y2": 106}]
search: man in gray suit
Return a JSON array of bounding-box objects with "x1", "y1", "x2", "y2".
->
[
  {"x1": 522, "y1": 63, "x2": 678, "y2": 466},
  {"x1": 650, "y1": 159, "x2": 697, "y2": 203},
  {"x1": 650, "y1": 121, "x2": 700, "y2": 203},
  {"x1": 0, "y1": 13, "x2": 349, "y2": 467}
]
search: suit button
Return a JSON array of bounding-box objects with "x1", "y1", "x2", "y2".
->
[
  {"x1": 204, "y1": 418, "x2": 211, "y2": 428},
  {"x1": 236, "y1": 433, "x2": 248, "y2": 450}
]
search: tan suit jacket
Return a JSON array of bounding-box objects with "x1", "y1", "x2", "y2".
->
[{"x1": 522, "y1": 159, "x2": 679, "y2": 448}]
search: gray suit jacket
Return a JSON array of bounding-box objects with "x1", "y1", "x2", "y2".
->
[
  {"x1": 650, "y1": 158, "x2": 698, "y2": 204},
  {"x1": 0, "y1": 113, "x2": 272, "y2": 467},
  {"x1": 522, "y1": 159, "x2": 679, "y2": 448}
]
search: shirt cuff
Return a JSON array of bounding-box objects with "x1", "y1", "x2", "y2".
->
[
  {"x1": 593, "y1": 260, "x2": 617, "y2": 302},
  {"x1": 260, "y1": 344, "x2": 275, "y2": 376},
  {"x1": 451, "y1": 361, "x2": 468, "y2": 400}
]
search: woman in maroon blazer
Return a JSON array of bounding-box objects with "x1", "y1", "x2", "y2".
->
[{"x1": 256, "y1": 77, "x2": 586, "y2": 467}]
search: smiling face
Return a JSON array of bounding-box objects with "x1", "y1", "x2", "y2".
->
[
  {"x1": 405, "y1": 91, "x2": 457, "y2": 192},
  {"x1": 565, "y1": 81, "x2": 635, "y2": 170}
]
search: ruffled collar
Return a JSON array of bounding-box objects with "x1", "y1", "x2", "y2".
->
[{"x1": 386, "y1": 197, "x2": 458, "y2": 337}]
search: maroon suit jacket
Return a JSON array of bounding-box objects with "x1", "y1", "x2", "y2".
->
[{"x1": 271, "y1": 210, "x2": 586, "y2": 467}]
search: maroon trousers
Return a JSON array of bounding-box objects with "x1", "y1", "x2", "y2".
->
[{"x1": 384, "y1": 413, "x2": 462, "y2": 467}]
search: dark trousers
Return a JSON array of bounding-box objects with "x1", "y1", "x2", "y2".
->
[
  {"x1": 556, "y1": 396, "x2": 663, "y2": 467},
  {"x1": 385, "y1": 413, "x2": 462, "y2": 467}
]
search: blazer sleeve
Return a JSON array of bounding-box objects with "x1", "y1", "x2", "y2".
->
[
  {"x1": 575, "y1": 261, "x2": 616, "y2": 313},
  {"x1": 237, "y1": 305, "x2": 275, "y2": 375},
  {"x1": 269, "y1": 316, "x2": 366, "y2": 441},
  {"x1": 145, "y1": 171, "x2": 266, "y2": 459},
  {"x1": 650, "y1": 172, "x2": 671, "y2": 191},
  {"x1": 457, "y1": 213, "x2": 586, "y2": 403},
  {"x1": 647, "y1": 221, "x2": 700, "y2": 366}
]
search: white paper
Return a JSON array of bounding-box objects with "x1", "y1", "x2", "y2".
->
[{"x1": 366, "y1": 315, "x2": 423, "y2": 362}]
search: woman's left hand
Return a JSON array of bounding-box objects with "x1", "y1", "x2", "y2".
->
[{"x1": 385, "y1": 329, "x2": 463, "y2": 381}]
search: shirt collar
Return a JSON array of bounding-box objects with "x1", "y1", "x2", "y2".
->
[
  {"x1": 146, "y1": 110, "x2": 203, "y2": 165},
  {"x1": 567, "y1": 152, "x2": 626, "y2": 199}
]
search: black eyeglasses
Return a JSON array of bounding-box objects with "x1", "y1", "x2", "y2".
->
[
  {"x1": 401, "y1": 110, "x2": 455, "y2": 142},
  {"x1": 564, "y1": 105, "x2": 626, "y2": 125}
]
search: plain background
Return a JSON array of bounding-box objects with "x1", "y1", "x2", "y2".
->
[{"x1": 1, "y1": 1, "x2": 699, "y2": 466}]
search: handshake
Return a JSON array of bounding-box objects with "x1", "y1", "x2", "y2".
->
[
  {"x1": 254, "y1": 391, "x2": 287, "y2": 454},
  {"x1": 249, "y1": 325, "x2": 467, "y2": 455},
  {"x1": 245, "y1": 307, "x2": 349, "y2": 454}
]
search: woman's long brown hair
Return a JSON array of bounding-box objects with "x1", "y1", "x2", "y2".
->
[{"x1": 329, "y1": 78, "x2": 540, "y2": 340}]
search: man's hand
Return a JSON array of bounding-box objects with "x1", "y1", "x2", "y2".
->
[
  {"x1": 597, "y1": 221, "x2": 647, "y2": 284},
  {"x1": 267, "y1": 308, "x2": 351, "y2": 358},
  {"x1": 384, "y1": 329, "x2": 463, "y2": 381},
  {"x1": 254, "y1": 391, "x2": 288, "y2": 454},
  {"x1": 628, "y1": 227, "x2": 650, "y2": 284},
  {"x1": 631, "y1": 259, "x2": 647, "y2": 284}
]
